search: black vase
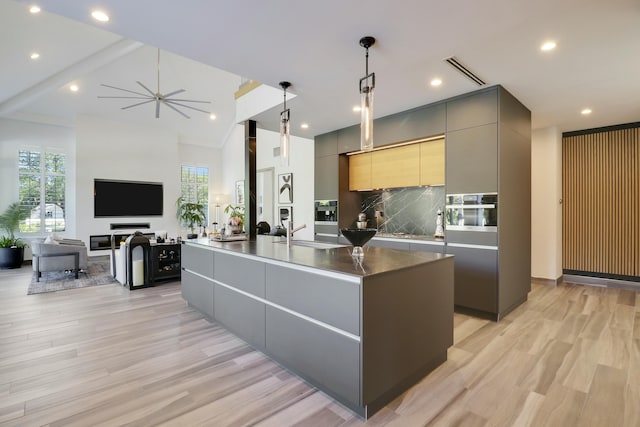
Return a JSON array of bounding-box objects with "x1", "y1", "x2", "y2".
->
[{"x1": 0, "y1": 247, "x2": 25, "y2": 269}]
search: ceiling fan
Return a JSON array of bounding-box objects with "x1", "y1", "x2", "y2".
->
[{"x1": 98, "y1": 48, "x2": 211, "y2": 119}]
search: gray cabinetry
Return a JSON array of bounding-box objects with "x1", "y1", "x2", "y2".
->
[
  {"x1": 445, "y1": 123, "x2": 498, "y2": 193},
  {"x1": 181, "y1": 270, "x2": 214, "y2": 318},
  {"x1": 337, "y1": 125, "x2": 360, "y2": 154},
  {"x1": 214, "y1": 283, "x2": 265, "y2": 350},
  {"x1": 181, "y1": 243, "x2": 214, "y2": 278},
  {"x1": 446, "y1": 245, "x2": 497, "y2": 313},
  {"x1": 315, "y1": 131, "x2": 338, "y2": 157},
  {"x1": 375, "y1": 103, "x2": 446, "y2": 147},
  {"x1": 265, "y1": 265, "x2": 360, "y2": 335},
  {"x1": 446, "y1": 89, "x2": 498, "y2": 131},
  {"x1": 266, "y1": 307, "x2": 360, "y2": 406},
  {"x1": 409, "y1": 241, "x2": 445, "y2": 254},
  {"x1": 367, "y1": 238, "x2": 410, "y2": 251},
  {"x1": 314, "y1": 155, "x2": 339, "y2": 200},
  {"x1": 215, "y1": 252, "x2": 265, "y2": 297}
]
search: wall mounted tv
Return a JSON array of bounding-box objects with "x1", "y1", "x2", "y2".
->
[{"x1": 94, "y1": 179, "x2": 163, "y2": 217}]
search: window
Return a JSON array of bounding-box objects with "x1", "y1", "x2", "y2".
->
[
  {"x1": 180, "y1": 165, "x2": 209, "y2": 222},
  {"x1": 18, "y1": 149, "x2": 66, "y2": 233}
]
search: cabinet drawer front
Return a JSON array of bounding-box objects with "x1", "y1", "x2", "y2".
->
[
  {"x1": 181, "y1": 244, "x2": 214, "y2": 278},
  {"x1": 214, "y1": 252, "x2": 265, "y2": 297},
  {"x1": 265, "y1": 264, "x2": 360, "y2": 336},
  {"x1": 181, "y1": 270, "x2": 214, "y2": 318},
  {"x1": 266, "y1": 307, "x2": 360, "y2": 407},
  {"x1": 214, "y1": 284, "x2": 265, "y2": 350}
]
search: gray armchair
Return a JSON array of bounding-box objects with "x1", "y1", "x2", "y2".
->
[{"x1": 31, "y1": 240, "x2": 88, "y2": 282}]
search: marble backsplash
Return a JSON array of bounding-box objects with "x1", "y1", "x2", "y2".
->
[{"x1": 360, "y1": 186, "x2": 445, "y2": 236}]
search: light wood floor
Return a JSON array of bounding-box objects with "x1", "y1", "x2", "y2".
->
[{"x1": 1, "y1": 265, "x2": 639, "y2": 426}]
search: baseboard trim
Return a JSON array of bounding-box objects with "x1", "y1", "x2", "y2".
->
[
  {"x1": 563, "y1": 274, "x2": 640, "y2": 291},
  {"x1": 531, "y1": 276, "x2": 563, "y2": 287}
]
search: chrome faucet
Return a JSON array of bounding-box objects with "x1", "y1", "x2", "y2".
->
[{"x1": 286, "y1": 221, "x2": 307, "y2": 247}]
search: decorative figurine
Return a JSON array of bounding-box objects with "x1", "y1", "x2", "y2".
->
[{"x1": 434, "y1": 208, "x2": 445, "y2": 239}]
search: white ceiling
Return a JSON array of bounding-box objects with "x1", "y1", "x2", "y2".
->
[{"x1": 2, "y1": 0, "x2": 640, "y2": 147}]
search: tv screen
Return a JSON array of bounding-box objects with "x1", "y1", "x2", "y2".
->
[{"x1": 94, "y1": 179, "x2": 163, "y2": 217}]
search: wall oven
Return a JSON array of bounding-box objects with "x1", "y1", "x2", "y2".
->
[
  {"x1": 314, "y1": 200, "x2": 338, "y2": 225},
  {"x1": 445, "y1": 193, "x2": 497, "y2": 231}
]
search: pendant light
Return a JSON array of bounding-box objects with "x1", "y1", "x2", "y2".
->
[
  {"x1": 359, "y1": 36, "x2": 376, "y2": 151},
  {"x1": 279, "y1": 81, "x2": 292, "y2": 167}
]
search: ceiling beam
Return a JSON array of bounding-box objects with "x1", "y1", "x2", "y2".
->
[{"x1": 0, "y1": 38, "x2": 143, "y2": 116}]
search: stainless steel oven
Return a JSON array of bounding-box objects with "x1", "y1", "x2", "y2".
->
[
  {"x1": 314, "y1": 200, "x2": 338, "y2": 225},
  {"x1": 445, "y1": 193, "x2": 497, "y2": 231}
]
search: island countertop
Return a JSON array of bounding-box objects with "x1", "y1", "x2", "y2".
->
[{"x1": 184, "y1": 235, "x2": 451, "y2": 278}]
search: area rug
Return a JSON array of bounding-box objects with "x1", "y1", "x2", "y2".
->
[{"x1": 28, "y1": 256, "x2": 119, "y2": 294}]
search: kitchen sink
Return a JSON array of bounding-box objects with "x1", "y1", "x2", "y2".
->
[{"x1": 275, "y1": 240, "x2": 347, "y2": 249}]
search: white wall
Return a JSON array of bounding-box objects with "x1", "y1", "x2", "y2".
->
[
  {"x1": 76, "y1": 115, "x2": 222, "y2": 250},
  {"x1": 221, "y1": 123, "x2": 314, "y2": 240},
  {"x1": 531, "y1": 126, "x2": 563, "y2": 281},
  {"x1": 256, "y1": 128, "x2": 314, "y2": 240}
]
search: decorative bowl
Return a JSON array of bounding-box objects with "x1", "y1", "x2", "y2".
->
[{"x1": 340, "y1": 228, "x2": 377, "y2": 248}]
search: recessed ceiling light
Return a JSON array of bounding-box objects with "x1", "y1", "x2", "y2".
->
[
  {"x1": 29, "y1": 5, "x2": 41, "y2": 13},
  {"x1": 300, "y1": 123, "x2": 309, "y2": 129},
  {"x1": 91, "y1": 10, "x2": 110, "y2": 22},
  {"x1": 430, "y1": 78, "x2": 442, "y2": 87},
  {"x1": 541, "y1": 41, "x2": 556, "y2": 51},
  {"x1": 581, "y1": 108, "x2": 592, "y2": 115},
  {"x1": 30, "y1": 52, "x2": 40, "y2": 60},
  {"x1": 70, "y1": 84, "x2": 79, "y2": 92},
  {"x1": 209, "y1": 114, "x2": 216, "y2": 120},
  {"x1": 353, "y1": 106, "x2": 361, "y2": 112}
]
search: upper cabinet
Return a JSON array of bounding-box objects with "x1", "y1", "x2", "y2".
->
[
  {"x1": 315, "y1": 131, "x2": 338, "y2": 158},
  {"x1": 349, "y1": 138, "x2": 444, "y2": 191},
  {"x1": 371, "y1": 144, "x2": 420, "y2": 189},
  {"x1": 337, "y1": 125, "x2": 361, "y2": 154},
  {"x1": 375, "y1": 104, "x2": 446, "y2": 147},
  {"x1": 419, "y1": 139, "x2": 445, "y2": 186},
  {"x1": 445, "y1": 123, "x2": 497, "y2": 193},
  {"x1": 314, "y1": 131, "x2": 339, "y2": 200},
  {"x1": 446, "y1": 90, "x2": 498, "y2": 132},
  {"x1": 348, "y1": 152, "x2": 372, "y2": 191}
]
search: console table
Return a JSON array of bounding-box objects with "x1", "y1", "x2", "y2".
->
[{"x1": 111, "y1": 242, "x2": 181, "y2": 288}]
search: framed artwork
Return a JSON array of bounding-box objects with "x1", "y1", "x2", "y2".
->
[
  {"x1": 235, "y1": 180, "x2": 244, "y2": 205},
  {"x1": 279, "y1": 206, "x2": 292, "y2": 225},
  {"x1": 278, "y1": 173, "x2": 293, "y2": 204}
]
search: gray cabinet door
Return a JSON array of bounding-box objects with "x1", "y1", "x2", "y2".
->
[
  {"x1": 214, "y1": 251, "x2": 265, "y2": 297},
  {"x1": 375, "y1": 103, "x2": 446, "y2": 147},
  {"x1": 265, "y1": 307, "x2": 360, "y2": 407},
  {"x1": 337, "y1": 124, "x2": 361, "y2": 154},
  {"x1": 214, "y1": 283, "x2": 265, "y2": 350},
  {"x1": 314, "y1": 155, "x2": 339, "y2": 200},
  {"x1": 447, "y1": 245, "x2": 497, "y2": 313},
  {"x1": 265, "y1": 264, "x2": 360, "y2": 335},
  {"x1": 445, "y1": 123, "x2": 498, "y2": 193},
  {"x1": 368, "y1": 239, "x2": 410, "y2": 250},
  {"x1": 315, "y1": 131, "x2": 338, "y2": 157},
  {"x1": 181, "y1": 270, "x2": 214, "y2": 318},
  {"x1": 446, "y1": 89, "x2": 497, "y2": 131},
  {"x1": 409, "y1": 242, "x2": 445, "y2": 254},
  {"x1": 181, "y1": 243, "x2": 214, "y2": 278}
]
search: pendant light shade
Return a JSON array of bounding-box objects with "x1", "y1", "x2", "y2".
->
[
  {"x1": 279, "y1": 81, "x2": 291, "y2": 167},
  {"x1": 359, "y1": 36, "x2": 376, "y2": 151}
]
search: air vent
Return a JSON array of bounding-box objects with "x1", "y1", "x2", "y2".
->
[{"x1": 443, "y1": 56, "x2": 486, "y2": 86}]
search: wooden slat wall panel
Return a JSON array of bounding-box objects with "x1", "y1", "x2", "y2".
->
[{"x1": 562, "y1": 127, "x2": 640, "y2": 278}]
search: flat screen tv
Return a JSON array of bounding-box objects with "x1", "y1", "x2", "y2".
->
[{"x1": 94, "y1": 179, "x2": 163, "y2": 217}]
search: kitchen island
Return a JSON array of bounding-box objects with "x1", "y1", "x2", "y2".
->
[{"x1": 181, "y1": 236, "x2": 454, "y2": 419}]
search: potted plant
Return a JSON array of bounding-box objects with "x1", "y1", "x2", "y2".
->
[
  {"x1": 224, "y1": 204, "x2": 245, "y2": 234},
  {"x1": 176, "y1": 196, "x2": 206, "y2": 239},
  {"x1": 0, "y1": 202, "x2": 29, "y2": 269}
]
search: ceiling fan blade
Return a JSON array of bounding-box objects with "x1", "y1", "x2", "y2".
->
[
  {"x1": 163, "y1": 101, "x2": 191, "y2": 119},
  {"x1": 166, "y1": 98, "x2": 211, "y2": 104},
  {"x1": 121, "y1": 99, "x2": 155, "y2": 110},
  {"x1": 163, "y1": 89, "x2": 186, "y2": 98},
  {"x1": 156, "y1": 100, "x2": 160, "y2": 118},
  {"x1": 100, "y1": 84, "x2": 149, "y2": 97},
  {"x1": 136, "y1": 81, "x2": 156, "y2": 97},
  {"x1": 165, "y1": 100, "x2": 210, "y2": 114},
  {"x1": 97, "y1": 96, "x2": 152, "y2": 100}
]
